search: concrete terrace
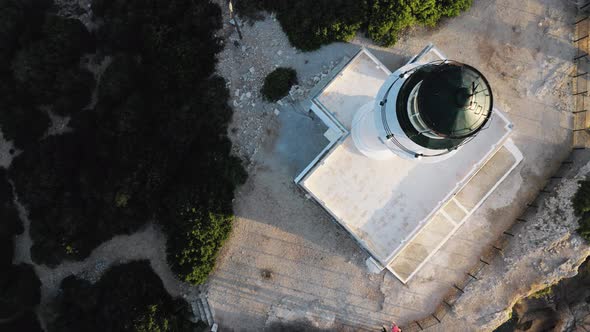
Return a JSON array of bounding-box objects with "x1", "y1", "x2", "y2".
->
[
  {"x1": 297, "y1": 49, "x2": 521, "y2": 284},
  {"x1": 207, "y1": 0, "x2": 576, "y2": 330}
]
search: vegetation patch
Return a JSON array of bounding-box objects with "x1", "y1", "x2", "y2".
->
[
  {"x1": 0, "y1": 168, "x2": 43, "y2": 332},
  {"x1": 3, "y1": 0, "x2": 245, "y2": 285},
  {"x1": 573, "y1": 180, "x2": 590, "y2": 241},
  {"x1": 530, "y1": 286, "x2": 553, "y2": 299},
  {"x1": 237, "y1": 0, "x2": 473, "y2": 51},
  {"x1": 0, "y1": 0, "x2": 95, "y2": 149},
  {"x1": 261, "y1": 67, "x2": 298, "y2": 102},
  {"x1": 51, "y1": 261, "x2": 206, "y2": 331}
]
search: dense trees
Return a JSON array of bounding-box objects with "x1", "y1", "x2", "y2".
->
[
  {"x1": 4, "y1": 0, "x2": 245, "y2": 286},
  {"x1": 51, "y1": 261, "x2": 204, "y2": 331},
  {"x1": 0, "y1": 264, "x2": 41, "y2": 320},
  {"x1": 1, "y1": 0, "x2": 243, "y2": 329},
  {"x1": 237, "y1": 0, "x2": 473, "y2": 50},
  {"x1": 0, "y1": 0, "x2": 94, "y2": 149},
  {"x1": 0, "y1": 169, "x2": 42, "y2": 332}
]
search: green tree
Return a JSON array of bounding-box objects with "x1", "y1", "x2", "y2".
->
[
  {"x1": 52, "y1": 67, "x2": 96, "y2": 116},
  {"x1": 574, "y1": 180, "x2": 590, "y2": 216},
  {"x1": 0, "y1": 264, "x2": 41, "y2": 320},
  {"x1": 165, "y1": 207, "x2": 234, "y2": 284},
  {"x1": 0, "y1": 76, "x2": 50, "y2": 149},
  {"x1": 237, "y1": 0, "x2": 473, "y2": 49},
  {"x1": 51, "y1": 261, "x2": 200, "y2": 332}
]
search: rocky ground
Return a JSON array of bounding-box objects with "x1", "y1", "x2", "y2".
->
[
  {"x1": 430, "y1": 149, "x2": 590, "y2": 331},
  {"x1": 495, "y1": 255, "x2": 590, "y2": 332},
  {"x1": 212, "y1": 2, "x2": 351, "y2": 164}
]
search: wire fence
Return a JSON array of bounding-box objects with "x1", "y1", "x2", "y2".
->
[{"x1": 400, "y1": 149, "x2": 585, "y2": 332}]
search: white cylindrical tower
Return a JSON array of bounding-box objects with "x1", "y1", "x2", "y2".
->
[{"x1": 352, "y1": 60, "x2": 493, "y2": 163}]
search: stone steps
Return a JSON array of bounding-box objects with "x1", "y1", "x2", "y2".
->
[{"x1": 191, "y1": 294, "x2": 215, "y2": 328}]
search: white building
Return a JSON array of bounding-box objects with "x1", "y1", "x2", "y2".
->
[{"x1": 295, "y1": 45, "x2": 523, "y2": 284}]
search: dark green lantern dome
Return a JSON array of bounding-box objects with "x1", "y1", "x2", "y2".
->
[
  {"x1": 415, "y1": 62, "x2": 492, "y2": 139},
  {"x1": 393, "y1": 61, "x2": 493, "y2": 150}
]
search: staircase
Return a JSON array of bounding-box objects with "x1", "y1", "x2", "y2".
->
[{"x1": 191, "y1": 295, "x2": 215, "y2": 328}]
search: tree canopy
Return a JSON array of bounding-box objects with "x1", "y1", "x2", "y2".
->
[
  {"x1": 6, "y1": 0, "x2": 245, "y2": 286},
  {"x1": 51, "y1": 261, "x2": 204, "y2": 332},
  {"x1": 237, "y1": 0, "x2": 473, "y2": 50}
]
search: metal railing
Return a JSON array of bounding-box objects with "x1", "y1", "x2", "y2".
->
[{"x1": 573, "y1": 9, "x2": 590, "y2": 147}]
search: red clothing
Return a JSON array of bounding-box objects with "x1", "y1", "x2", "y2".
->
[{"x1": 391, "y1": 324, "x2": 401, "y2": 332}]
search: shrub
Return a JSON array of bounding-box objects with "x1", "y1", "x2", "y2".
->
[
  {"x1": 11, "y1": 15, "x2": 93, "y2": 103},
  {"x1": 237, "y1": 0, "x2": 473, "y2": 49},
  {"x1": 52, "y1": 67, "x2": 96, "y2": 116},
  {"x1": 573, "y1": 180, "x2": 590, "y2": 242},
  {"x1": 0, "y1": 309, "x2": 43, "y2": 332},
  {"x1": 0, "y1": 76, "x2": 50, "y2": 149},
  {"x1": 97, "y1": 55, "x2": 141, "y2": 107},
  {"x1": 261, "y1": 67, "x2": 297, "y2": 102},
  {"x1": 0, "y1": 0, "x2": 52, "y2": 70},
  {"x1": 8, "y1": 0, "x2": 246, "y2": 287},
  {"x1": 439, "y1": 0, "x2": 473, "y2": 17},
  {"x1": 0, "y1": 8, "x2": 92, "y2": 149},
  {"x1": 574, "y1": 180, "x2": 590, "y2": 216},
  {"x1": 165, "y1": 207, "x2": 233, "y2": 284},
  {"x1": 578, "y1": 214, "x2": 590, "y2": 242},
  {"x1": 0, "y1": 264, "x2": 41, "y2": 320},
  {"x1": 51, "y1": 261, "x2": 200, "y2": 332}
]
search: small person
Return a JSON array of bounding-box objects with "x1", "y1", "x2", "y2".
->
[{"x1": 391, "y1": 322, "x2": 402, "y2": 332}]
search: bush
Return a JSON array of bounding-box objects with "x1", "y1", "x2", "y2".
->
[
  {"x1": 52, "y1": 67, "x2": 96, "y2": 116},
  {"x1": 0, "y1": 0, "x2": 52, "y2": 70},
  {"x1": 8, "y1": 0, "x2": 246, "y2": 287},
  {"x1": 574, "y1": 180, "x2": 590, "y2": 216},
  {"x1": 51, "y1": 261, "x2": 200, "y2": 332},
  {"x1": 261, "y1": 67, "x2": 297, "y2": 102},
  {"x1": 0, "y1": 76, "x2": 50, "y2": 149},
  {"x1": 573, "y1": 180, "x2": 590, "y2": 242},
  {"x1": 165, "y1": 207, "x2": 233, "y2": 284},
  {"x1": 0, "y1": 264, "x2": 41, "y2": 320},
  {"x1": 237, "y1": 0, "x2": 473, "y2": 50},
  {"x1": 0, "y1": 8, "x2": 93, "y2": 149},
  {"x1": 11, "y1": 15, "x2": 93, "y2": 103},
  {"x1": 439, "y1": 0, "x2": 473, "y2": 17},
  {"x1": 0, "y1": 309, "x2": 43, "y2": 332}
]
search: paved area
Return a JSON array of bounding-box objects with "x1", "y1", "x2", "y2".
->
[{"x1": 207, "y1": 0, "x2": 576, "y2": 330}]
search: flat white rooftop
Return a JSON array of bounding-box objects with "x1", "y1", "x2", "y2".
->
[{"x1": 296, "y1": 47, "x2": 523, "y2": 283}]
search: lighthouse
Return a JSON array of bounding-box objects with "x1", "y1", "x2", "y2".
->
[
  {"x1": 352, "y1": 60, "x2": 493, "y2": 162},
  {"x1": 295, "y1": 46, "x2": 522, "y2": 283}
]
